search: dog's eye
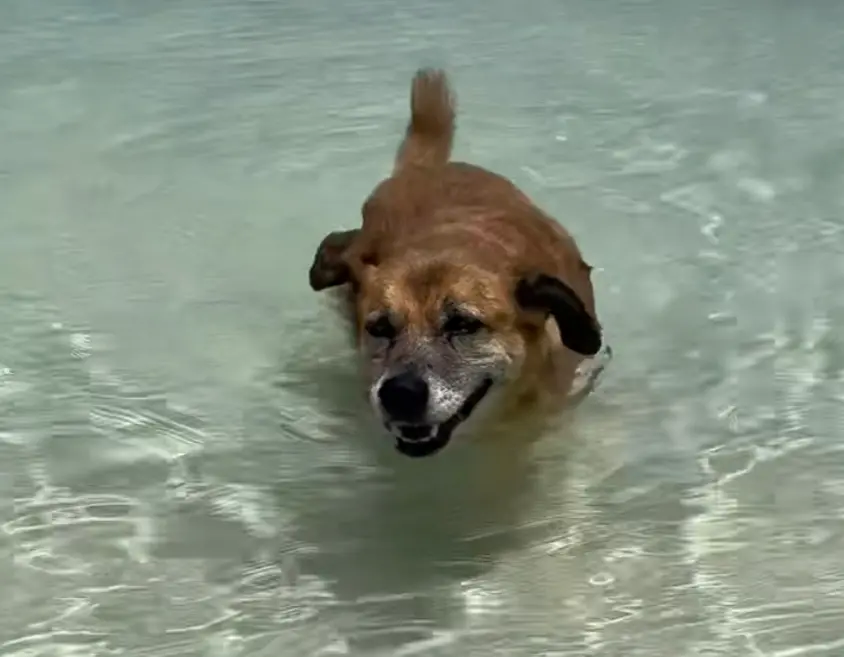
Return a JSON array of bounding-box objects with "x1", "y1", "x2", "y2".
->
[
  {"x1": 365, "y1": 315, "x2": 397, "y2": 341},
  {"x1": 443, "y1": 314, "x2": 485, "y2": 336}
]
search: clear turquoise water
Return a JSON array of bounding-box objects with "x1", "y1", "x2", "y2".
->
[{"x1": 2, "y1": 1, "x2": 844, "y2": 655}]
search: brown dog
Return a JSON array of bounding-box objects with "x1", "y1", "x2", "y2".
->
[{"x1": 308, "y1": 68, "x2": 604, "y2": 458}]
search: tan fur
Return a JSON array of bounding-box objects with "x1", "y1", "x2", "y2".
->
[
  {"x1": 313, "y1": 68, "x2": 601, "y2": 425},
  {"x1": 394, "y1": 69, "x2": 455, "y2": 172}
]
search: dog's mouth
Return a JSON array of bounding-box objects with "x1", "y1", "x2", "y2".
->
[{"x1": 390, "y1": 378, "x2": 494, "y2": 458}]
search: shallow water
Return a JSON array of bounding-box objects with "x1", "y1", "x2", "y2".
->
[{"x1": 2, "y1": 0, "x2": 844, "y2": 655}]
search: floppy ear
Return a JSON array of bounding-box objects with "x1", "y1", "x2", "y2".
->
[
  {"x1": 515, "y1": 273, "x2": 602, "y2": 356},
  {"x1": 308, "y1": 229, "x2": 361, "y2": 291}
]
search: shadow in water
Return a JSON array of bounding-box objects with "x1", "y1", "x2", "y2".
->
[{"x1": 262, "y1": 323, "x2": 585, "y2": 641}]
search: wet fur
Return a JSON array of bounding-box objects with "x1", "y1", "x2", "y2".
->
[{"x1": 309, "y1": 68, "x2": 603, "y2": 439}]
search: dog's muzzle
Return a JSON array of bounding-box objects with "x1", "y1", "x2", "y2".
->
[{"x1": 388, "y1": 377, "x2": 494, "y2": 458}]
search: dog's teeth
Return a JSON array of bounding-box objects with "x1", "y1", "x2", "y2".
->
[{"x1": 395, "y1": 426, "x2": 437, "y2": 443}]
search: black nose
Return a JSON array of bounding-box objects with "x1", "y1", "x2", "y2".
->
[{"x1": 378, "y1": 371, "x2": 429, "y2": 422}]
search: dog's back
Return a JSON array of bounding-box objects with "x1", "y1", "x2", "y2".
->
[
  {"x1": 388, "y1": 68, "x2": 531, "y2": 213},
  {"x1": 362, "y1": 69, "x2": 597, "y2": 324}
]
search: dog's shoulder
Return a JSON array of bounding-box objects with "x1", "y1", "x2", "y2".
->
[
  {"x1": 358, "y1": 162, "x2": 589, "y2": 282},
  {"x1": 364, "y1": 162, "x2": 527, "y2": 214},
  {"x1": 358, "y1": 162, "x2": 539, "y2": 251}
]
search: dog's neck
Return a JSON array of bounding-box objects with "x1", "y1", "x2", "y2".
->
[{"x1": 504, "y1": 317, "x2": 583, "y2": 416}]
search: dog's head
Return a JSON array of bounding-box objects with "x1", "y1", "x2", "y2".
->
[{"x1": 309, "y1": 228, "x2": 602, "y2": 458}]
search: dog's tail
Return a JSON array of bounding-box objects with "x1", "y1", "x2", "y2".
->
[{"x1": 394, "y1": 68, "x2": 455, "y2": 173}]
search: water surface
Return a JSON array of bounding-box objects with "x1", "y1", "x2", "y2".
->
[{"x1": 2, "y1": 0, "x2": 844, "y2": 655}]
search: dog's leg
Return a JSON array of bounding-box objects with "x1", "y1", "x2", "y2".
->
[{"x1": 567, "y1": 343, "x2": 613, "y2": 407}]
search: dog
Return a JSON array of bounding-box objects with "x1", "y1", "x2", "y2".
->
[{"x1": 308, "y1": 68, "x2": 605, "y2": 458}]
